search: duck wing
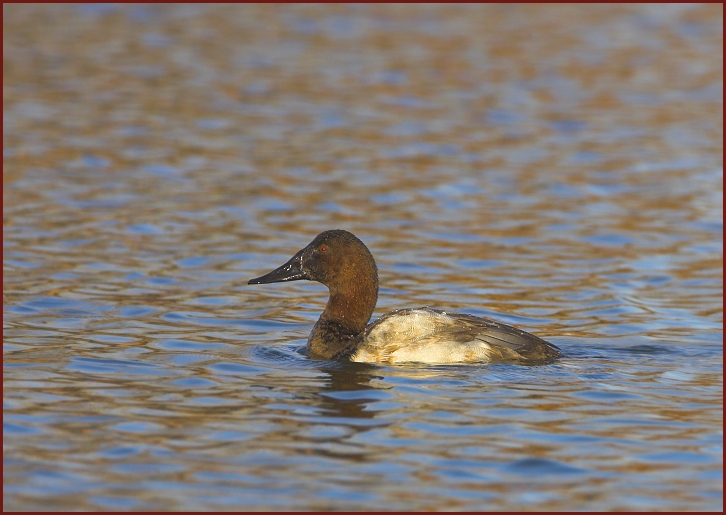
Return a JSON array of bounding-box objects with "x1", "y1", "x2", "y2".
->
[{"x1": 441, "y1": 311, "x2": 561, "y2": 362}]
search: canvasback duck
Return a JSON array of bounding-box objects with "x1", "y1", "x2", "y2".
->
[{"x1": 248, "y1": 230, "x2": 561, "y2": 365}]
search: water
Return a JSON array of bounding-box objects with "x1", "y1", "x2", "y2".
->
[{"x1": 3, "y1": 3, "x2": 722, "y2": 511}]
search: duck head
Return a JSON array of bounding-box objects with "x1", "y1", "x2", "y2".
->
[{"x1": 248, "y1": 230, "x2": 379, "y2": 327}]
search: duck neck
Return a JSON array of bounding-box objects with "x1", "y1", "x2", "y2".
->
[{"x1": 308, "y1": 281, "x2": 378, "y2": 360}]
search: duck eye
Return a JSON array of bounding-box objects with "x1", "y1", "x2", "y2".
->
[{"x1": 319, "y1": 245, "x2": 328, "y2": 253}]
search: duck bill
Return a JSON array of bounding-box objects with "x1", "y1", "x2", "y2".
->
[{"x1": 248, "y1": 249, "x2": 307, "y2": 284}]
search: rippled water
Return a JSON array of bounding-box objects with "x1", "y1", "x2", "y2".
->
[{"x1": 4, "y1": 3, "x2": 723, "y2": 511}]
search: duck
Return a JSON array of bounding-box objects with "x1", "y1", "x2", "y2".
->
[{"x1": 248, "y1": 230, "x2": 561, "y2": 365}]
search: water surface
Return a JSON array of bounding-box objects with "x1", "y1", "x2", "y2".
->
[{"x1": 3, "y1": 4, "x2": 723, "y2": 511}]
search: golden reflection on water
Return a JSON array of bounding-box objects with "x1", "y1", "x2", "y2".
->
[{"x1": 4, "y1": 3, "x2": 723, "y2": 511}]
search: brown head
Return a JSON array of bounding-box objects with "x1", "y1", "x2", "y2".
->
[{"x1": 248, "y1": 230, "x2": 379, "y2": 335}]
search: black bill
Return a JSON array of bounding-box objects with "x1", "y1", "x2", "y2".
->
[{"x1": 248, "y1": 248, "x2": 307, "y2": 284}]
